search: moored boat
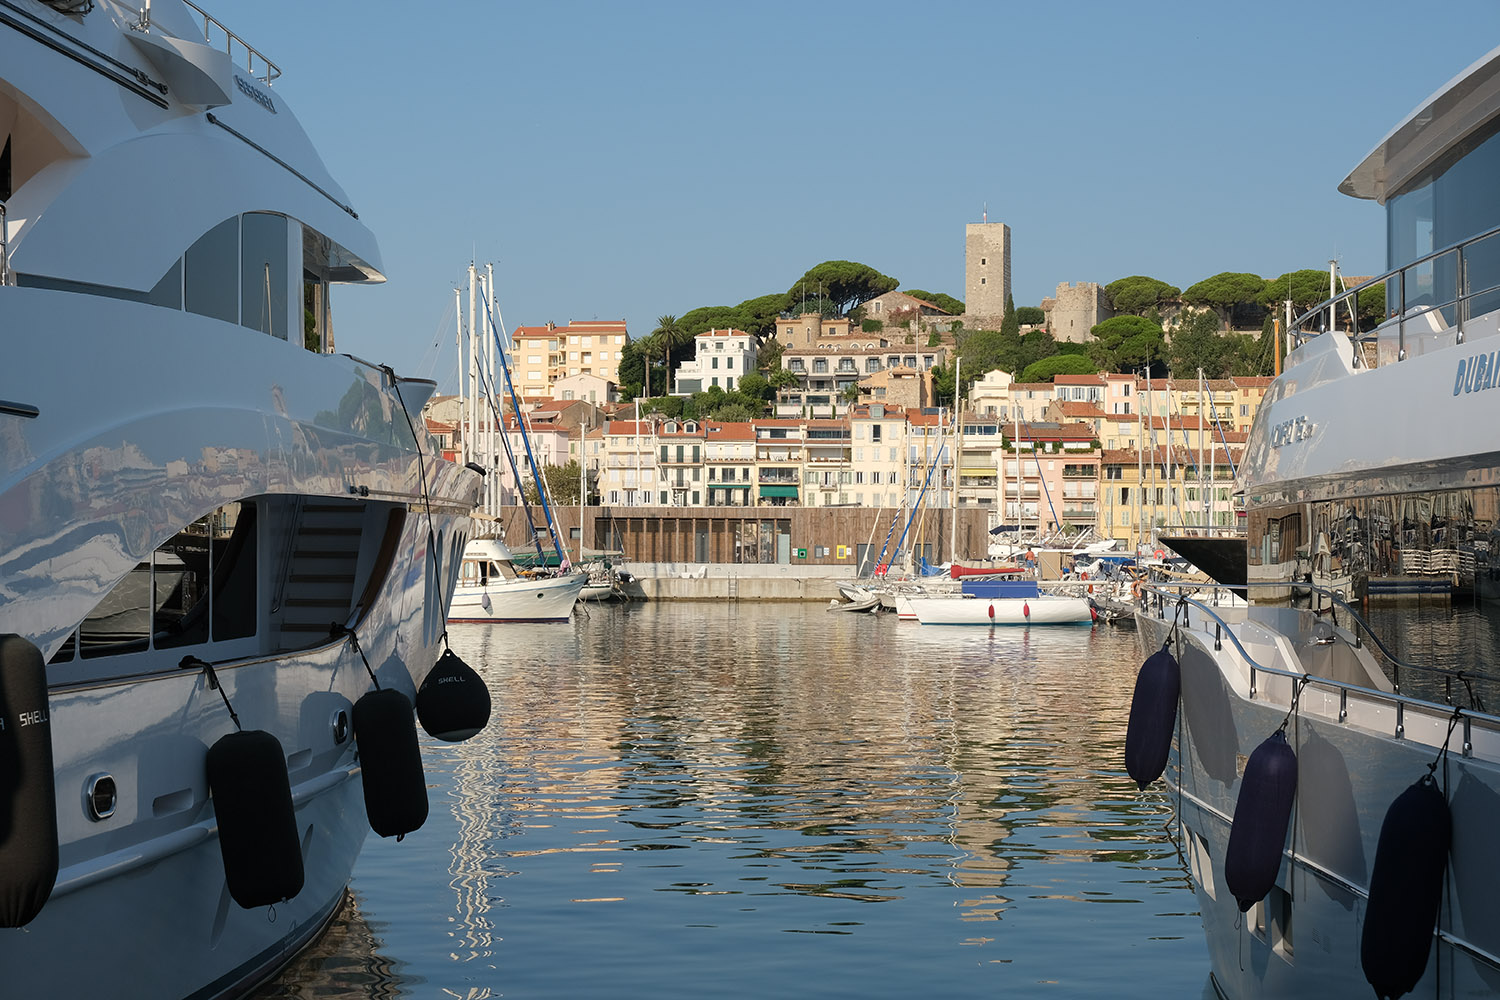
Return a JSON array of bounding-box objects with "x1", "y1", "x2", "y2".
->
[
  {"x1": 449, "y1": 538, "x2": 585, "y2": 622},
  {"x1": 1133, "y1": 44, "x2": 1500, "y2": 999},
  {"x1": 0, "y1": 3, "x2": 482, "y2": 996}
]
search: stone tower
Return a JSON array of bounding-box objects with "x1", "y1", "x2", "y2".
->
[{"x1": 965, "y1": 222, "x2": 1011, "y2": 325}]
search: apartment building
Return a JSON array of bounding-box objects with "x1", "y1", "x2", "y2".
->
[
  {"x1": 511, "y1": 320, "x2": 629, "y2": 397},
  {"x1": 673, "y1": 328, "x2": 758, "y2": 395},
  {"x1": 704, "y1": 421, "x2": 756, "y2": 507}
]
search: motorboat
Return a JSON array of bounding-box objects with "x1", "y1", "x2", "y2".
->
[
  {"x1": 448, "y1": 538, "x2": 585, "y2": 622},
  {"x1": 909, "y1": 576, "x2": 1094, "y2": 625},
  {"x1": 1132, "y1": 44, "x2": 1500, "y2": 999},
  {"x1": 0, "y1": 3, "x2": 481, "y2": 996}
]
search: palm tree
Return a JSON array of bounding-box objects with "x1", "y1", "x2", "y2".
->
[{"x1": 651, "y1": 314, "x2": 691, "y2": 392}]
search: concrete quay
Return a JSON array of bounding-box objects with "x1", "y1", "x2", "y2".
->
[{"x1": 614, "y1": 562, "x2": 861, "y2": 602}]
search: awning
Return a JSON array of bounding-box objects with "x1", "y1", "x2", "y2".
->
[
  {"x1": 707, "y1": 482, "x2": 752, "y2": 490},
  {"x1": 759, "y1": 485, "x2": 799, "y2": 498}
]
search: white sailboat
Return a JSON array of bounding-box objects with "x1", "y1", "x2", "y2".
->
[{"x1": 445, "y1": 264, "x2": 584, "y2": 623}]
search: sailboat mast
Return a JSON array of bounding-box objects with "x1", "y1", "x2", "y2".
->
[
  {"x1": 486, "y1": 263, "x2": 498, "y2": 519},
  {"x1": 1199, "y1": 368, "x2": 1207, "y2": 531},
  {"x1": 455, "y1": 285, "x2": 465, "y2": 467},
  {"x1": 951, "y1": 358, "x2": 961, "y2": 564},
  {"x1": 467, "y1": 262, "x2": 478, "y2": 506}
]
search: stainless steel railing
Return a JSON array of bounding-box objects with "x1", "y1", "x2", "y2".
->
[
  {"x1": 180, "y1": 0, "x2": 280, "y2": 84},
  {"x1": 0, "y1": 202, "x2": 9, "y2": 286},
  {"x1": 1291, "y1": 219, "x2": 1500, "y2": 366}
]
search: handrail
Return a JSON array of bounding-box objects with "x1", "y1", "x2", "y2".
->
[
  {"x1": 1141, "y1": 585, "x2": 1500, "y2": 746},
  {"x1": 180, "y1": 0, "x2": 280, "y2": 84},
  {"x1": 1142, "y1": 579, "x2": 1500, "y2": 695},
  {"x1": 1290, "y1": 218, "x2": 1500, "y2": 362},
  {"x1": 0, "y1": 201, "x2": 8, "y2": 286}
]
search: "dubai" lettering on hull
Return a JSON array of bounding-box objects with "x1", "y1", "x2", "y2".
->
[{"x1": 1454, "y1": 351, "x2": 1500, "y2": 395}]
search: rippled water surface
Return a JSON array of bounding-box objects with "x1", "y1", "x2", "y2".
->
[{"x1": 256, "y1": 602, "x2": 1208, "y2": 998}]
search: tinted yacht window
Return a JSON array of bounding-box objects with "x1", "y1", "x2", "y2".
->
[
  {"x1": 241, "y1": 212, "x2": 288, "y2": 340},
  {"x1": 184, "y1": 217, "x2": 240, "y2": 324}
]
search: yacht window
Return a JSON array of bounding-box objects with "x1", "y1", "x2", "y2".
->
[
  {"x1": 210, "y1": 502, "x2": 258, "y2": 641},
  {"x1": 152, "y1": 516, "x2": 211, "y2": 648},
  {"x1": 147, "y1": 259, "x2": 183, "y2": 310},
  {"x1": 241, "y1": 213, "x2": 289, "y2": 340},
  {"x1": 302, "y1": 270, "x2": 326, "y2": 351},
  {"x1": 77, "y1": 501, "x2": 257, "y2": 659},
  {"x1": 184, "y1": 217, "x2": 240, "y2": 324}
]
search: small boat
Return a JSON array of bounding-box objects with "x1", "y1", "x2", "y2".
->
[
  {"x1": 830, "y1": 584, "x2": 881, "y2": 612},
  {"x1": 1134, "y1": 45, "x2": 1500, "y2": 999},
  {"x1": 449, "y1": 539, "x2": 586, "y2": 622},
  {"x1": 910, "y1": 594, "x2": 1093, "y2": 625}
]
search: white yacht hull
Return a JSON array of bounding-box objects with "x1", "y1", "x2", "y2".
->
[
  {"x1": 1137, "y1": 606, "x2": 1500, "y2": 999},
  {"x1": 449, "y1": 571, "x2": 586, "y2": 623},
  {"x1": 909, "y1": 595, "x2": 1093, "y2": 625},
  {"x1": 0, "y1": 298, "x2": 480, "y2": 995}
]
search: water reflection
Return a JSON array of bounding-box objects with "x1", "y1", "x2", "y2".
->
[{"x1": 262, "y1": 604, "x2": 1206, "y2": 998}]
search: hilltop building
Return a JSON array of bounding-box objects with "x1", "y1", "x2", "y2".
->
[
  {"x1": 1041, "y1": 282, "x2": 1114, "y2": 343},
  {"x1": 964, "y1": 221, "x2": 1011, "y2": 326},
  {"x1": 673, "y1": 328, "x2": 759, "y2": 395}
]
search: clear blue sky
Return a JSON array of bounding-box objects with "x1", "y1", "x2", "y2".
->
[{"x1": 229, "y1": 2, "x2": 1500, "y2": 389}]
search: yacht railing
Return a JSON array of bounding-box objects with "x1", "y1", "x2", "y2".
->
[
  {"x1": 1291, "y1": 219, "x2": 1500, "y2": 366},
  {"x1": 180, "y1": 0, "x2": 280, "y2": 84},
  {"x1": 0, "y1": 202, "x2": 8, "y2": 286},
  {"x1": 1142, "y1": 578, "x2": 1500, "y2": 705}
]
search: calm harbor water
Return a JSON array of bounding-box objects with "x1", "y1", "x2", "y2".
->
[{"x1": 255, "y1": 602, "x2": 1210, "y2": 998}]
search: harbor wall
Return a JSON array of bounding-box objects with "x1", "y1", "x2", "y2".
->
[{"x1": 490, "y1": 504, "x2": 1000, "y2": 601}]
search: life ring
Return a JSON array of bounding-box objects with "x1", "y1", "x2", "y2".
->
[
  {"x1": 1154, "y1": 549, "x2": 1165, "y2": 560},
  {"x1": 1081, "y1": 571, "x2": 1093, "y2": 595},
  {"x1": 1131, "y1": 580, "x2": 1142, "y2": 601}
]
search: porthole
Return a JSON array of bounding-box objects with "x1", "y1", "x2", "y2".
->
[{"x1": 85, "y1": 773, "x2": 117, "y2": 821}]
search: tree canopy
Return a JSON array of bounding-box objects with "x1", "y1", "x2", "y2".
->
[
  {"x1": 786, "y1": 260, "x2": 898, "y2": 316},
  {"x1": 523, "y1": 460, "x2": 583, "y2": 507},
  {"x1": 678, "y1": 293, "x2": 783, "y2": 341},
  {"x1": 1088, "y1": 315, "x2": 1165, "y2": 374},
  {"x1": 1015, "y1": 305, "x2": 1046, "y2": 326},
  {"x1": 903, "y1": 289, "x2": 965, "y2": 315},
  {"x1": 1258, "y1": 270, "x2": 1336, "y2": 317},
  {"x1": 1019, "y1": 354, "x2": 1098, "y2": 383},
  {"x1": 1105, "y1": 276, "x2": 1181, "y2": 315},
  {"x1": 1000, "y1": 292, "x2": 1020, "y2": 339},
  {"x1": 1166, "y1": 310, "x2": 1233, "y2": 378},
  {"x1": 1182, "y1": 272, "x2": 1266, "y2": 330}
]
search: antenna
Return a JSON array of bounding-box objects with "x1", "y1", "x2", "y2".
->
[{"x1": 982, "y1": 201, "x2": 987, "y2": 224}]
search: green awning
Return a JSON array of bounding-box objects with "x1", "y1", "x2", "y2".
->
[
  {"x1": 707, "y1": 482, "x2": 752, "y2": 490},
  {"x1": 759, "y1": 485, "x2": 799, "y2": 498}
]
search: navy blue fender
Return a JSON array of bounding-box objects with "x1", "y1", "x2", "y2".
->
[
  {"x1": 1361, "y1": 775, "x2": 1451, "y2": 1000},
  {"x1": 1124, "y1": 647, "x2": 1180, "y2": 789},
  {"x1": 416, "y1": 649, "x2": 491, "y2": 743},
  {"x1": 0, "y1": 635, "x2": 58, "y2": 927},
  {"x1": 207, "y1": 729, "x2": 304, "y2": 909},
  {"x1": 1224, "y1": 729, "x2": 1298, "y2": 912},
  {"x1": 354, "y1": 688, "x2": 427, "y2": 838}
]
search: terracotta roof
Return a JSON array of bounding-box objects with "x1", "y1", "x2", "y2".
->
[
  {"x1": 705, "y1": 421, "x2": 755, "y2": 440},
  {"x1": 1056, "y1": 401, "x2": 1107, "y2": 418}
]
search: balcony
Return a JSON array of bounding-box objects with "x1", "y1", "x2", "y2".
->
[{"x1": 759, "y1": 472, "x2": 799, "y2": 484}]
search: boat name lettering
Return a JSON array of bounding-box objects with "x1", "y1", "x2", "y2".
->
[
  {"x1": 17, "y1": 709, "x2": 46, "y2": 727},
  {"x1": 1269, "y1": 416, "x2": 1314, "y2": 448},
  {"x1": 1453, "y1": 351, "x2": 1500, "y2": 396},
  {"x1": 235, "y1": 75, "x2": 277, "y2": 114}
]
